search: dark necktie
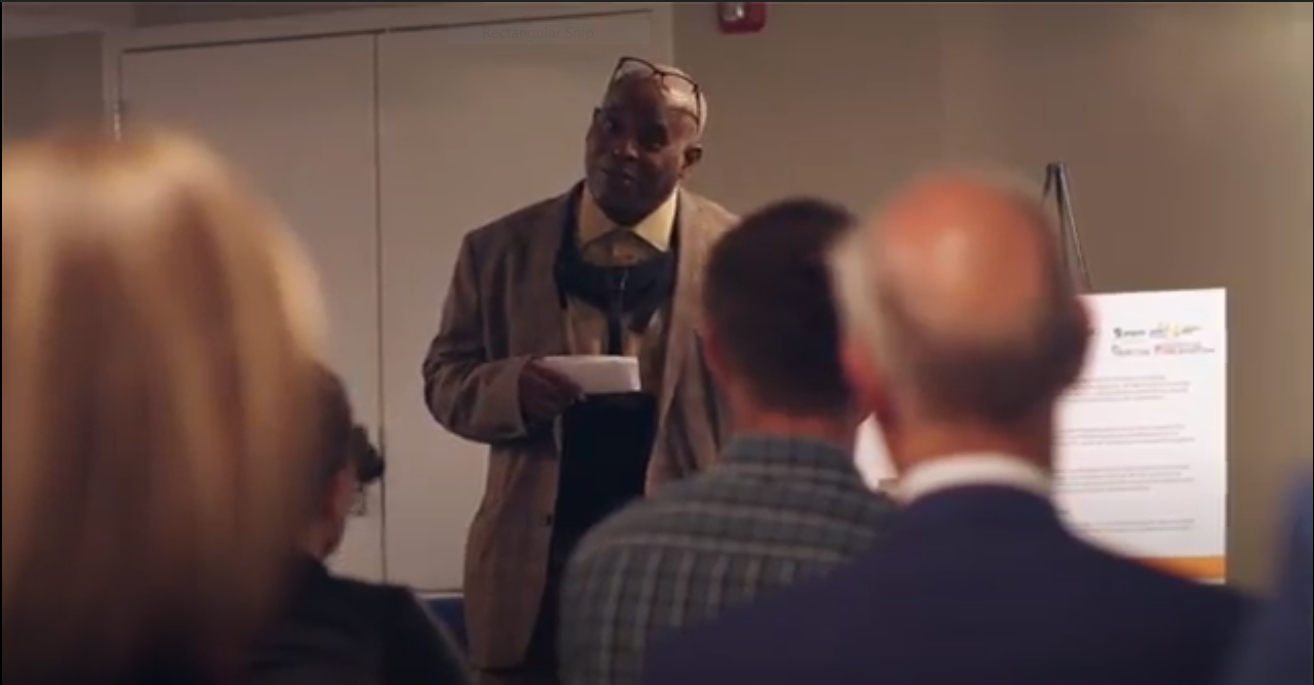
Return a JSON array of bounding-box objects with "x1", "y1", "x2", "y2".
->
[{"x1": 604, "y1": 268, "x2": 628, "y2": 354}]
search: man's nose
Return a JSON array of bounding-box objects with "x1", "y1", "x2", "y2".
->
[{"x1": 610, "y1": 137, "x2": 640, "y2": 161}]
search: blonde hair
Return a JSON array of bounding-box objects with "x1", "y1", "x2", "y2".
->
[{"x1": 2, "y1": 129, "x2": 327, "y2": 682}]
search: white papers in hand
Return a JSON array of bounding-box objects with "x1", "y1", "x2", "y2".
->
[{"x1": 539, "y1": 355, "x2": 640, "y2": 395}]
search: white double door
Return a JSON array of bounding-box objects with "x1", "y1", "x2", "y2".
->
[{"x1": 118, "y1": 10, "x2": 666, "y2": 588}]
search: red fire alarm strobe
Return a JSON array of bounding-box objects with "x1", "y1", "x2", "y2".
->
[{"x1": 718, "y1": 2, "x2": 766, "y2": 34}]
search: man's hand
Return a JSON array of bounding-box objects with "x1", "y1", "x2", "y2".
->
[{"x1": 518, "y1": 361, "x2": 582, "y2": 424}]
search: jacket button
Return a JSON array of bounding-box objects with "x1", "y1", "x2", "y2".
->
[{"x1": 542, "y1": 513, "x2": 554, "y2": 526}]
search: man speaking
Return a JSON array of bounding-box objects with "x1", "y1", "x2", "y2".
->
[{"x1": 422, "y1": 57, "x2": 735, "y2": 685}]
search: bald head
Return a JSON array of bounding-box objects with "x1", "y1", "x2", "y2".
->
[
  {"x1": 605, "y1": 60, "x2": 706, "y2": 136},
  {"x1": 831, "y1": 171, "x2": 1088, "y2": 425}
]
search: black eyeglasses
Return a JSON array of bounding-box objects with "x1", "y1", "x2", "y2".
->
[{"x1": 608, "y1": 56, "x2": 703, "y2": 126}]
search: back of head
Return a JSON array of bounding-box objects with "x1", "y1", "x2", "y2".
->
[
  {"x1": 309, "y1": 366, "x2": 385, "y2": 495},
  {"x1": 701, "y1": 197, "x2": 855, "y2": 418},
  {"x1": 830, "y1": 171, "x2": 1088, "y2": 428},
  {"x1": 306, "y1": 365, "x2": 384, "y2": 557},
  {"x1": 311, "y1": 366, "x2": 357, "y2": 496},
  {"x1": 2, "y1": 129, "x2": 327, "y2": 683}
]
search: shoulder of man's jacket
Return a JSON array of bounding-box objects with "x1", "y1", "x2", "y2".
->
[
  {"x1": 460, "y1": 190, "x2": 569, "y2": 252},
  {"x1": 681, "y1": 188, "x2": 738, "y2": 233},
  {"x1": 1296, "y1": 477, "x2": 1312, "y2": 541},
  {"x1": 567, "y1": 476, "x2": 717, "y2": 569},
  {"x1": 459, "y1": 187, "x2": 739, "y2": 252}
]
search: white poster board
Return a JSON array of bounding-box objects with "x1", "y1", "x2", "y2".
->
[{"x1": 856, "y1": 288, "x2": 1227, "y2": 581}]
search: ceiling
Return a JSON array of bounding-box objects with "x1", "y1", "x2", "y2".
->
[{"x1": 1, "y1": 2, "x2": 429, "y2": 38}]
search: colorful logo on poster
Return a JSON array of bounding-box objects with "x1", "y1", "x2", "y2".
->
[
  {"x1": 1112, "y1": 323, "x2": 1202, "y2": 340},
  {"x1": 1110, "y1": 344, "x2": 1152, "y2": 357},
  {"x1": 1109, "y1": 322, "x2": 1212, "y2": 356}
]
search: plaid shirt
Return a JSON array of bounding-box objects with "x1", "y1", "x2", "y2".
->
[{"x1": 558, "y1": 435, "x2": 897, "y2": 685}]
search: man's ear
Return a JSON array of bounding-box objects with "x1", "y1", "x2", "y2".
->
[
  {"x1": 697, "y1": 324, "x2": 726, "y2": 383},
  {"x1": 681, "y1": 144, "x2": 703, "y2": 175},
  {"x1": 842, "y1": 340, "x2": 890, "y2": 422}
]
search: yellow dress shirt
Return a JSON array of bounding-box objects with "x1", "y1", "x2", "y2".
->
[{"x1": 565, "y1": 189, "x2": 677, "y2": 393}]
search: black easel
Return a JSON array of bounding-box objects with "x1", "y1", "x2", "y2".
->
[{"x1": 1041, "y1": 163, "x2": 1093, "y2": 292}]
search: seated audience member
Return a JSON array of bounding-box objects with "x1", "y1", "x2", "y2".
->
[
  {"x1": 248, "y1": 368, "x2": 471, "y2": 685},
  {"x1": 2, "y1": 130, "x2": 328, "y2": 685},
  {"x1": 642, "y1": 172, "x2": 1249, "y2": 685},
  {"x1": 1222, "y1": 480, "x2": 1311, "y2": 685},
  {"x1": 558, "y1": 198, "x2": 898, "y2": 685}
]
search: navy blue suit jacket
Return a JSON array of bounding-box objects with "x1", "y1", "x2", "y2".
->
[
  {"x1": 643, "y1": 486, "x2": 1248, "y2": 685},
  {"x1": 1222, "y1": 480, "x2": 1311, "y2": 685}
]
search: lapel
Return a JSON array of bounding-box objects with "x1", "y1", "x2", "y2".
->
[
  {"x1": 516, "y1": 190, "x2": 572, "y2": 357},
  {"x1": 658, "y1": 189, "x2": 712, "y2": 426}
]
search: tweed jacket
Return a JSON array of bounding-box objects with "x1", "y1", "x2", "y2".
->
[
  {"x1": 422, "y1": 185, "x2": 737, "y2": 668},
  {"x1": 558, "y1": 435, "x2": 898, "y2": 685}
]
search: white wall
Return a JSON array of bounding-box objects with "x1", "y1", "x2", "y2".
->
[
  {"x1": 133, "y1": 2, "x2": 425, "y2": 25},
  {"x1": 1, "y1": 33, "x2": 105, "y2": 139}
]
